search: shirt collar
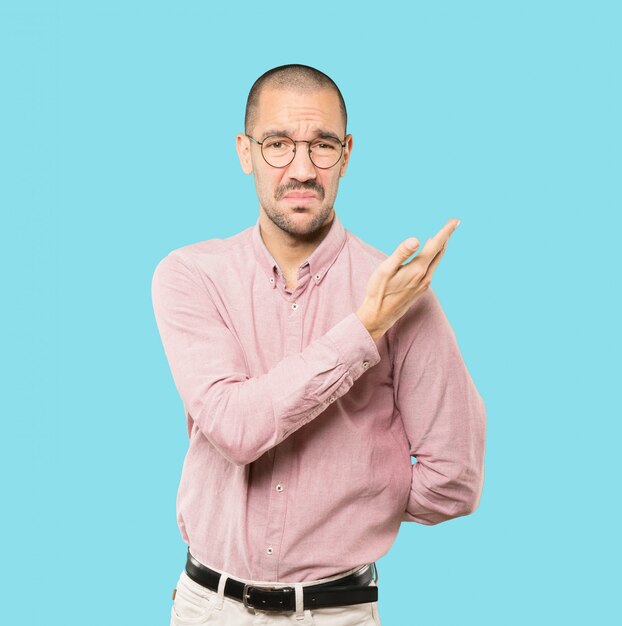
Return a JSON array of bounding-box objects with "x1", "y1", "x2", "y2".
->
[{"x1": 251, "y1": 212, "x2": 347, "y2": 289}]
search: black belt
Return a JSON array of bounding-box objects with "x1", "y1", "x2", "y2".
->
[{"x1": 184, "y1": 549, "x2": 378, "y2": 612}]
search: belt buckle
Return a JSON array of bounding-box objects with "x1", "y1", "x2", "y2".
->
[{"x1": 242, "y1": 584, "x2": 293, "y2": 611}]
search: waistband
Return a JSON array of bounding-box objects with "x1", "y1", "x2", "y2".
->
[{"x1": 188, "y1": 548, "x2": 373, "y2": 587}]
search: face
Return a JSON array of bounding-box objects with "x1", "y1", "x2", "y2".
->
[{"x1": 236, "y1": 86, "x2": 353, "y2": 238}]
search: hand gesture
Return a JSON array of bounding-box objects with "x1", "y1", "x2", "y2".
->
[{"x1": 356, "y1": 218, "x2": 461, "y2": 340}]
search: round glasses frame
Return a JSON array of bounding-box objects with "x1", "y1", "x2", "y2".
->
[{"x1": 245, "y1": 134, "x2": 347, "y2": 169}]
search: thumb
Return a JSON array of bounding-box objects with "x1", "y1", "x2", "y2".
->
[
  {"x1": 398, "y1": 237, "x2": 420, "y2": 260},
  {"x1": 385, "y1": 237, "x2": 420, "y2": 273}
]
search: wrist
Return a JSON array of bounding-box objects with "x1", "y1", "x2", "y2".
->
[{"x1": 355, "y1": 307, "x2": 384, "y2": 341}]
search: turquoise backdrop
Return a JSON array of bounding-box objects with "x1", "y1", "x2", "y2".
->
[{"x1": 1, "y1": 1, "x2": 620, "y2": 624}]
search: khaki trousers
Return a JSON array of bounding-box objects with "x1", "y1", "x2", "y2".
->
[{"x1": 170, "y1": 556, "x2": 382, "y2": 626}]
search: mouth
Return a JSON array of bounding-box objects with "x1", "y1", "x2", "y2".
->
[{"x1": 282, "y1": 193, "x2": 317, "y2": 204}]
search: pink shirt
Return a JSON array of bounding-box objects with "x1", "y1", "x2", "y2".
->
[{"x1": 151, "y1": 212, "x2": 486, "y2": 582}]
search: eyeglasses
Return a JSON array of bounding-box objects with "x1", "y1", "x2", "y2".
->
[{"x1": 246, "y1": 134, "x2": 346, "y2": 169}]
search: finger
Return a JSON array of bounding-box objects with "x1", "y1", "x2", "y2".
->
[
  {"x1": 431, "y1": 218, "x2": 460, "y2": 246},
  {"x1": 384, "y1": 237, "x2": 420, "y2": 273},
  {"x1": 422, "y1": 241, "x2": 448, "y2": 282},
  {"x1": 418, "y1": 218, "x2": 460, "y2": 262}
]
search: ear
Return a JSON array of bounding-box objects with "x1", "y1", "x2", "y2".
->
[
  {"x1": 236, "y1": 133, "x2": 253, "y2": 175},
  {"x1": 339, "y1": 134, "x2": 353, "y2": 178}
]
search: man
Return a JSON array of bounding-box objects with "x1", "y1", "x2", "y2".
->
[{"x1": 152, "y1": 64, "x2": 486, "y2": 626}]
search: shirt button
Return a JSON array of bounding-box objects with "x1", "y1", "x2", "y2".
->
[
  {"x1": 269, "y1": 277, "x2": 275, "y2": 284},
  {"x1": 291, "y1": 303, "x2": 298, "y2": 310},
  {"x1": 363, "y1": 361, "x2": 369, "y2": 369},
  {"x1": 314, "y1": 273, "x2": 321, "y2": 281},
  {"x1": 329, "y1": 394, "x2": 336, "y2": 403},
  {"x1": 276, "y1": 483, "x2": 284, "y2": 492},
  {"x1": 266, "y1": 546, "x2": 273, "y2": 555}
]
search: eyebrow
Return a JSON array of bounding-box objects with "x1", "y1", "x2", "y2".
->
[{"x1": 259, "y1": 129, "x2": 342, "y2": 142}]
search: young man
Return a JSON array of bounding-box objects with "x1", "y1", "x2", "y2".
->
[{"x1": 152, "y1": 63, "x2": 486, "y2": 626}]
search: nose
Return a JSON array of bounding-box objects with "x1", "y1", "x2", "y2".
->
[{"x1": 285, "y1": 142, "x2": 317, "y2": 182}]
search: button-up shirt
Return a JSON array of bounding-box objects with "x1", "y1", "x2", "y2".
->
[{"x1": 151, "y1": 212, "x2": 486, "y2": 582}]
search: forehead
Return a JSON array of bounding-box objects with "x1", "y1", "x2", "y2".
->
[{"x1": 254, "y1": 86, "x2": 344, "y2": 136}]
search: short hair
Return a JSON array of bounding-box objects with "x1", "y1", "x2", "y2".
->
[{"x1": 244, "y1": 64, "x2": 348, "y2": 135}]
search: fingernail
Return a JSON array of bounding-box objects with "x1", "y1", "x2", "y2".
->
[{"x1": 456, "y1": 220, "x2": 461, "y2": 228}]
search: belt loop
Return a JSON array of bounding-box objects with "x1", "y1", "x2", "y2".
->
[
  {"x1": 294, "y1": 583, "x2": 305, "y2": 620},
  {"x1": 214, "y1": 572, "x2": 229, "y2": 611}
]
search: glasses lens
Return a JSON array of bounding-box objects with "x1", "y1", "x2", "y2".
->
[
  {"x1": 310, "y1": 137, "x2": 343, "y2": 168},
  {"x1": 261, "y1": 136, "x2": 296, "y2": 167}
]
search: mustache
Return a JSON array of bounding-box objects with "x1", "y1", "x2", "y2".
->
[{"x1": 275, "y1": 181, "x2": 325, "y2": 201}]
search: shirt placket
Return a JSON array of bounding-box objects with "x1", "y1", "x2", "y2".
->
[{"x1": 260, "y1": 269, "x2": 309, "y2": 579}]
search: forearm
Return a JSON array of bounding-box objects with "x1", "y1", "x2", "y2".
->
[
  {"x1": 152, "y1": 251, "x2": 381, "y2": 466},
  {"x1": 186, "y1": 313, "x2": 380, "y2": 466}
]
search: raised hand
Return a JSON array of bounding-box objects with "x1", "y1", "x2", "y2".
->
[{"x1": 356, "y1": 218, "x2": 461, "y2": 341}]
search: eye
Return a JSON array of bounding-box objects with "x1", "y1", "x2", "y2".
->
[
  {"x1": 312, "y1": 140, "x2": 338, "y2": 151},
  {"x1": 264, "y1": 137, "x2": 292, "y2": 151}
]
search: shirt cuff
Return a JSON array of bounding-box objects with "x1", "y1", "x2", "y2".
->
[{"x1": 325, "y1": 312, "x2": 382, "y2": 379}]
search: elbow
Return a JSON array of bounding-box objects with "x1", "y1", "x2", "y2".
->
[
  {"x1": 446, "y1": 463, "x2": 485, "y2": 520},
  {"x1": 450, "y1": 413, "x2": 487, "y2": 519},
  {"x1": 198, "y1": 419, "x2": 263, "y2": 466},
  {"x1": 447, "y1": 457, "x2": 485, "y2": 519},
  {"x1": 426, "y1": 485, "x2": 483, "y2": 526},
  {"x1": 216, "y1": 443, "x2": 261, "y2": 467},
  {"x1": 188, "y1": 430, "x2": 262, "y2": 467},
  {"x1": 450, "y1": 483, "x2": 483, "y2": 518},
  {"x1": 193, "y1": 400, "x2": 269, "y2": 468},
  {"x1": 405, "y1": 460, "x2": 485, "y2": 526}
]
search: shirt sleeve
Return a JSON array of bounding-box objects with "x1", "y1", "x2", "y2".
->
[
  {"x1": 393, "y1": 287, "x2": 486, "y2": 525},
  {"x1": 151, "y1": 250, "x2": 381, "y2": 466}
]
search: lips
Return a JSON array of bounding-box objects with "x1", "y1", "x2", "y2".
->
[{"x1": 282, "y1": 193, "x2": 317, "y2": 200}]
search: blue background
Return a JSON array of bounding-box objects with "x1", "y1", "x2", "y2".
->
[{"x1": 2, "y1": 1, "x2": 620, "y2": 624}]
